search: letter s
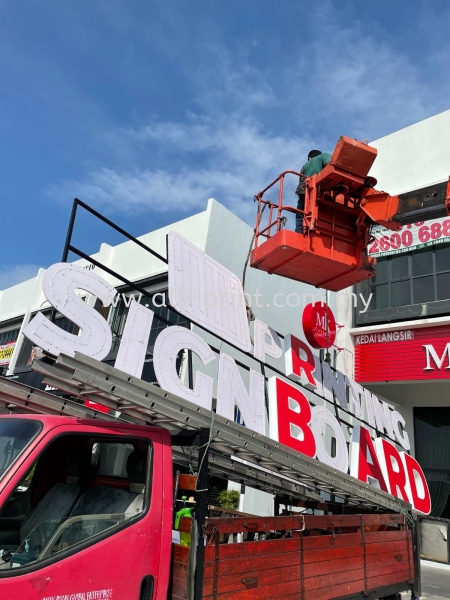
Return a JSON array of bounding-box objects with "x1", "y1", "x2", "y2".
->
[{"x1": 23, "y1": 263, "x2": 116, "y2": 360}]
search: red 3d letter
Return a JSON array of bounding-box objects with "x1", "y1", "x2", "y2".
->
[
  {"x1": 268, "y1": 377, "x2": 316, "y2": 457},
  {"x1": 401, "y1": 453, "x2": 431, "y2": 515},
  {"x1": 375, "y1": 438, "x2": 409, "y2": 502},
  {"x1": 284, "y1": 334, "x2": 317, "y2": 390},
  {"x1": 350, "y1": 426, "x2": 388, "y2": 492}
]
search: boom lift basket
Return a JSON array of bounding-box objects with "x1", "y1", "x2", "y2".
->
[{"x1": 250, "y1": 137, "x2": 401, "y2": 291}]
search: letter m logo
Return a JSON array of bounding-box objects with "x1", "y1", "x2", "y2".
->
[
  {"x1": 423, "y1": 343, "x2": 450, "y2": 371},
  {"x1": 316, "y1": 314, "x2": 326, "y2": 329}
]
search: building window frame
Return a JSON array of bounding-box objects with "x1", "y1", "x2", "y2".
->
[{"x1": 356, "y1": 244, "x2": 450, "y2": 326}]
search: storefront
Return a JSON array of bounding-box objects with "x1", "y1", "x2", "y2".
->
[
  {"x1": 353, "y1": 318, "x2": 450, "y2": 516},
  {"x1": 348, "y1": 109, "x2": 450, "y2": 517}
]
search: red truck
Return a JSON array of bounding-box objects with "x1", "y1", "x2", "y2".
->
[{"x1": 0, "y1": 353, "x2": 419, "y2": 600}]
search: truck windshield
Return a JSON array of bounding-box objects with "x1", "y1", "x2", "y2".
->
[{"x1": 0, "y1": 420, "x2": 42, "y2": 481}]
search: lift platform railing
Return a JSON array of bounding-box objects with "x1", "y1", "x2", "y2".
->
[
  {"x1": 253, "y1": 170, "x2": 305, "y2": 248},
  {"x1": 253, "y1": 169, "x2": 371, "y2": 253},
  {"x1": 249, "y1": 138, "x2": 407, "y2": 291}
]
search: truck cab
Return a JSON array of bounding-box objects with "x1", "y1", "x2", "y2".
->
[{"x1": 0, "y1": 415, "x2": 173, "y2": 600}]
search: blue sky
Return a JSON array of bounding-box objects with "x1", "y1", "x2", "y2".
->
[{"x1": 1, "y1": 0, "x2": 450, "y2": 289}]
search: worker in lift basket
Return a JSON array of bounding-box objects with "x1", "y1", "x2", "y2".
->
[{"x1": 295, "y1": 149, "x2": 331, "y2": 233}]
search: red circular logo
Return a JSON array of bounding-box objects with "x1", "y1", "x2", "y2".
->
[{"x1": 302, "y1": 303, "x2": 336, "y2": 349}]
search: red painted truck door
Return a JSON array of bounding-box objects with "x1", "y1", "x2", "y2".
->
[{"x1": 0, "y1": 418, "x2": 173, "y2": 600}]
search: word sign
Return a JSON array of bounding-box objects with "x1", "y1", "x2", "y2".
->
[
  {"x1": 369, "y1": 218, "x2": 450, "y2": 257},
  {"x1": 22, "y1": 234, "x2": 431, "y2": 514}
]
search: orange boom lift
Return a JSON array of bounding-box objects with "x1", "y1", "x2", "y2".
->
[{"x1": 250, "y1": 136, "x2": 405, "y2": 291}]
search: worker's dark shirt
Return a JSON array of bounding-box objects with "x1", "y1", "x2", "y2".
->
[
  {"x1": 296, "y1": 152, "x2": 332, "y2": 232},
  {"x1": 301, "y1": 152, "x2": 332, "y2": 177}
]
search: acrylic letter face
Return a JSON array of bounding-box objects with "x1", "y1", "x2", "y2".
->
[
  {"x1": 23, "y1": 263, "x2": 115, "y2": 360},
  {"x1": 268, "y1": 377, "x2": 316, "y2": 458},
  {"x1": 153, "y1": 326, "x2": 215, "y2": 410},
  {"x1": 167, "y1": 232, "x2": 251, "y2": 352}
]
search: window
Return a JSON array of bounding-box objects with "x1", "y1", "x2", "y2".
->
[
  {"x1": 412, "y1": 250, "x2": 433, "y2": 277},
  {"x1": 356, "y1": 244, "x2": 450, "y2": 323},
  {"x1": 372, "y1": 283, "x2": 389, "y2": 310},
  {"x1": 0, "y1": 434, "x2": 151, "y2": 572},
  {"x1": 391, "y1": 254, "x2": 408, "y2": 279},
  {"x1": 0, "y1": 329, "x2": 20, "y2": 375},
  {"x1": 391, "y1": 280, "x2": 411, "y2": 307},
  {"x1": 414, "y1": 408, "x2": 450, "y2": 518},
  {"x1": 91, "y1": 442, "x2": 134, "y2": 477},
  {"x1": 0, "y1": 420, "x2": 42, "y2": 481},
  {"x1": 0, "y1": 330, "x2": 20, "y2": 347}
]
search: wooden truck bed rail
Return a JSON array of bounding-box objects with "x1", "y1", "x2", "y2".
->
[{"x1": 173, "y1": 514, "x2": 414, "y2": 600}]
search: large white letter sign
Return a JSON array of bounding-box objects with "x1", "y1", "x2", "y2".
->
[
  {"x1": 363, "y1": 389, "x2": 377, "y2": 428},
  {"x1": 311, "y1": 406, "x2": 348, "y2": 474},
  {"x1": 350, "y1": 426, "x2": 388, "y2": 492},
  {"x1": 217, "y1": 353, "x2": 265, "y2": 435},
  {"x1": 115, "y1": 303, "x2": 154, "y2": 378},
  {"x1": 423, "y1": 343, "x2": 450, "y2": 371},
  {"x1": 153, "y1": 326, "x2": 215, "y2": 410},
  {"x1": 345, "y1": 376, "x2": 363, "y2": 419},
  {"x1": 372, "y1": 396, "x2": 395, "y2": 440},
  {"x1": 268, "y1": 377, "x2": 316, "y2": 458},
  {"x1": 23, "y1": 263, "x2": 115, "y2": 360},
  {"x1": 253, "y1": 319, "x2": 282, "y2": 363},
  {"x1": 321, "y1": 361, "x2": 348, "y2": 410},
  {"x1": 167, "y1": 232, "x2": 251, "y2": 352},
  {"x1": 391, "y1": 411, "x2": 411, "y2": 451}
]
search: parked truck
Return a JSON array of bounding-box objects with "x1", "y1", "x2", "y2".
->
[{"x1": 0, "y1": 352, "x2": 419, "y2": 600}]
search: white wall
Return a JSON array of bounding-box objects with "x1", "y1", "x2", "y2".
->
[
  {"x1": 369, "y1": 108, "x2": 450, "y2": 195},
  {"x1": 0, "y1": 271, "x2": 47, "y2": 323}
]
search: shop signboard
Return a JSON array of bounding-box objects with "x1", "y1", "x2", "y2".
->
[
  {"x1": 302, "y1": 303, "x2": 336, "y2": 349},
  {"x1": 354, "y1": 324, "x2": 450, "y2": 383},
  {"x1": 0, "y1": 341, "x2": 16, "y2": 366},
  {"x1": 368, "y1": 217, "x2": 450, "y2": 258},
  {"x1": 21, "y1": 232, "x2": 431, "y2": 514}
]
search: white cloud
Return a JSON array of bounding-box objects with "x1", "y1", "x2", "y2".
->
[
  {"x1": 49, "y1": 115, "x2": 319, "y2": 222},
  {"x1": 0, "y1": 264, "x2": 41, "y2": 291},
  {"x1": 301, "y1": 11, "x2": 441, "y2": 138},
  {"x1": 47, "y1": 3, "x2": 450, "y2": 223}
]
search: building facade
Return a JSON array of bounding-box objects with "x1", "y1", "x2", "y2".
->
[{"x1": 340, "y1": 108, "x2": 450, "y2": 517}]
